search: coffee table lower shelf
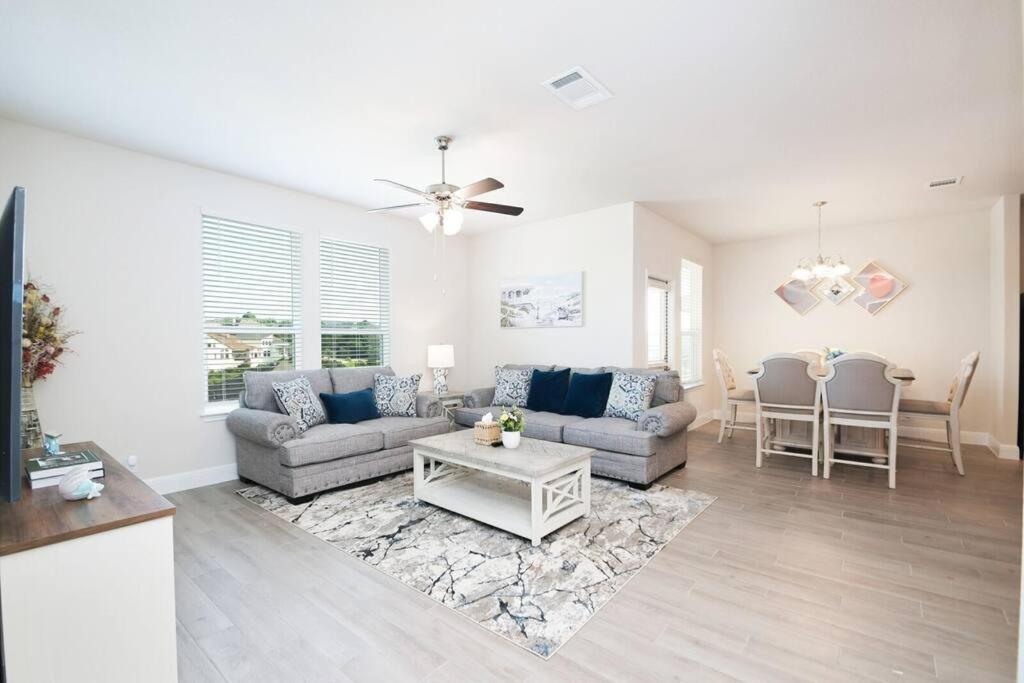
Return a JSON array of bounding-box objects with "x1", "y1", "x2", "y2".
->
[{"x1": 412, "y1": 450, "x2": 591, "y2": 546}]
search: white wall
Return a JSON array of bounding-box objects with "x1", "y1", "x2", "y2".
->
[
  {"x1": 989, "y1": 196, "x2": 1021, "y2": 455},
  {"x1": 632, "y1": 204, "x2": 715, "y2": 420},
  {"x1": 0, "y1": 119, "x2": 470, "y2": 481},
  {"x1": 712, "y1": 209, "x2": 1001, "y2": 440},
  {"x1": 464, "y1": 203, "x2": 635, "y2": 387}
]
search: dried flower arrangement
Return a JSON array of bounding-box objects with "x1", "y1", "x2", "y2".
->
[{"x1": 21, "y1": 280, "x2": 78, "y2": 387}]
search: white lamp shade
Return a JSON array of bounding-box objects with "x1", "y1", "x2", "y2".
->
[
  {"x1": 427, "y1": 344, "x2": 455, "y2": 368},
  {"x1": 419, "y1": 212, "x2": 439, "y2": 233},
  {"x1": 442, "y1": 209, "x2": 464, "y2": 236}
]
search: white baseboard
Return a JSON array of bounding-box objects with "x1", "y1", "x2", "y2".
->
[
  {"x1": 689, "y1": 411, "x2": 715, "y2": 431},
  {"x1": 705, "y1": 409, "x2": 1018, "y2": 459},
  {"x1": 145, "y1": 462, "x2": 238, "y2": 495}
]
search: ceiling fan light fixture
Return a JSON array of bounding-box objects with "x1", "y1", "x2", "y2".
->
[
  {"x1": 442, "y1": 209, "x2": 464, "y2": 236},
  {"x1": 419, "y1": 212, "x2": 440, "y2": 233}
]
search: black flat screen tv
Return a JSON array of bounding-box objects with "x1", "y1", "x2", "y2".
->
[{"x1": 0, "y1": 187, "x2": 25, "y2": 503}]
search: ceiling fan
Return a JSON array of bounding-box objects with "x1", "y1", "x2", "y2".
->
[{"x1": 367, "y1": 135, "x2": 524, "y2": 235}]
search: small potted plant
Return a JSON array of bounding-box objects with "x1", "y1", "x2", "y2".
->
[{"x1": 498, "y1": 406, "x2": 525, "y2": 449}]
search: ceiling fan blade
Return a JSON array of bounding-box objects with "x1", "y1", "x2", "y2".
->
[
  {"x1": 463, "y1": 200, "x2": 524, "y2": 216},
  {"x1": 454, "y1": 177, "x2": 504, "y2": 199},
  {"x1": 366, "y1": 203, "x2": 430, "y2": 214},
  {"x1": 374, "y1": 178, "x2": 429, "y2": 198}
]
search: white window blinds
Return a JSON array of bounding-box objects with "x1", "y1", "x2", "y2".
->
[
  {"x1": 320, "y1": 238, "x2": 391, "y2": 369},
  {"x1": 679, "y1": 259, "x2": 703, "y2": 385},
  {"x1": 201, "y1": 215, "x2": 302, "y2": 406},
  {"x1": 646, "y1": 277, "x2": 670, "y2": 368}
]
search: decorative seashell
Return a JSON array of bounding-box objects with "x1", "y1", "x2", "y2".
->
[{"x1": 58, "y1": 465, "x2": 105, "y2": 501}]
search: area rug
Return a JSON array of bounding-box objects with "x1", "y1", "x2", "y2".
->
[{"x1": 237, "y1": 473, "x2": 715, "y2": 659}]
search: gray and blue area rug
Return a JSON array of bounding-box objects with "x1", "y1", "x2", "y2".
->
[{"x1": 238, "y1": 473, "x2": 714, "y2": 658}]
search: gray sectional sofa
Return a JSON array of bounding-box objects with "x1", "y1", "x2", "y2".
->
[
  {"x1": 226, "y1": 366, "x2": 448, "y2": 502},
  {"x1": 454, "y1": 364, "x2": 697, "y2": 488}
]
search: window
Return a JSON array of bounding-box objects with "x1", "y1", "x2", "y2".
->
[
  {"x1": 646, "y1": 277, "x2": 670, "y2": 368},
  {"x1": 679, "y1": 259, "x2": 703, "y2": 385},
  {"x1": 320, "y1": 238, "x2": 390, "y2": 369},
  {"x1": 201, "y1": 216, "x2": 302, "y2": 408}
]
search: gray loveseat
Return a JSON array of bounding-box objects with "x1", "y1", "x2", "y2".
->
[
  {"x1": 226, "y1": 366, "x2": 448, "y2": 503},
  {"x1": 454, "y1": 365, "x2": 697, "y2": 488}
]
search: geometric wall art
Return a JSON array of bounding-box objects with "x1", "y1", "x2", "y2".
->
[
  {"x1": 852, "y1": 261, "x2": 908, "y2": 315},
  {"x1": 816, "y1": 277, "x2": 856, "y2": 305},
  {"x1": 773, "y1": 277, "x2": 821, "y2": 316}
]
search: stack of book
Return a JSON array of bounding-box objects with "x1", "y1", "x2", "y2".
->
[{"x1": 25, "y1": 449, "x2": 105, "y2": 489}]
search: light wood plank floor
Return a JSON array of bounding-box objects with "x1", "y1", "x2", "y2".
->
[{"x1": 171, "y1": 424, "x2": 1022, "y2": 682}]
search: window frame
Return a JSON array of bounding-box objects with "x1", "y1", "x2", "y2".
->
[
  {"x1": 319, "y1": 237, "x2": 392, "y2": 371},
  {"x1": 646, "y1": 276, "x2": 671, "y2": 370},
  {"x1": 200, "y1": 215, "x2": 303, "y2": 415},
  {"x1": 679, "y1": 258, "x2": 703, "y2": 387}
]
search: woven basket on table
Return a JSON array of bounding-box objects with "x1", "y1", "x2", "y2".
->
[{"x1": 473, "y1": 421, "x2": 501, "y2": 445}]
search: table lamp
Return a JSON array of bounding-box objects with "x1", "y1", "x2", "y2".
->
[{"x1": 427, "y1": 344, "x2": 455, "y2": 396}]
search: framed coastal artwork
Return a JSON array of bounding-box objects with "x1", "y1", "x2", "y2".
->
[
  {"x1": 774, "y1": 277, "x2": 821, "y2": 316},
  {"x1": 852, "y1": 261, "x2": 908, "y2": 315},
  {"x1": 500, "y1": 272, "x2": 583, "y2": 328}
]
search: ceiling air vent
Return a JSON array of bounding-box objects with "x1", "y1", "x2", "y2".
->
[
  {"x1": 928, "y1": 176, "x2": 964, "y2": 189},
  {"x1": 542, "y1": 66, "x2": 613, "y2": 110}
]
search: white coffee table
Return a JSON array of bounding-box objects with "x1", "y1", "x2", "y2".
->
[{"x1": 410, "y1": 430, "x2": 593, "y2": 546}]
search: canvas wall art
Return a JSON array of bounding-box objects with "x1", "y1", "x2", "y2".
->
[
  {"x1": 774, "y1": 277, "x2": 821, "y2": 316},
  {"x1": 852, "y1": 261, "x2": 907, "y2": 315},
  {"x1": 500, "y1": 272, "x2": 583, "y2": 328}
]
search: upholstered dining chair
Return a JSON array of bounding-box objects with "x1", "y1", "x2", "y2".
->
[
  {"x1": 713, "y1": 349, "x2": 755, "y2": 444},
  {"x1": 821, "y1": 352, "x2": 902, "y2": 488},
  {"x1": 897, "y1": 351, "x2": 979, "y2": 476},
  {"x1": 752, "y1": 353, "x2": 821, "y2": 475}
]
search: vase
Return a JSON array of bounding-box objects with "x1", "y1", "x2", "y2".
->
[
  {"x1": 20, "y1": 384, "x2": 43, "y2": 449},
  {"x1": 501, "y1": 431, "x2": 521, "y2": 449}
]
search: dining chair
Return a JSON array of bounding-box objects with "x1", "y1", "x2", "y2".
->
[
  {"x1": 793, "y1": 348, "x2": 824, "y2": 366},
  {"x1": 712, "y1": 349, "x2": 756, "y2": 443},
  {"x1": 752, "y1": 353, "x2": 821, "y2": 475},
  {"x1": 821, "y1": 352, "x2": 902, "y2": 488},
  {"x1": 897, "y1": 351, "x2": 979, "y2": 476}
]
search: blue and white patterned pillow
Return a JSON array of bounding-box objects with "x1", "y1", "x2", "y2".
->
[
  {"x1": 271, "y1": 376, "x2": 327, "y2": 434},
  {"x1": 494, "y1": 366, "x2": 533, "y2": 408},
  {"x1": 374, "y1": 373, "x2": 422, "y2": 417},
  {"x1": 604, "y1": 372, "x2": 658, "y2": 421}
]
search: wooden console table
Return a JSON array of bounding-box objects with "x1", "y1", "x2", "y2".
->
[{"x1": 0, "y1": 442, "x2": 177, "y2": 682}]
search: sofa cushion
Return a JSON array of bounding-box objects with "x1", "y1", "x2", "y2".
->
[
  {"x1": 527, "y1": 368, "x2": 571, "y2": 413},
  {"x1": 522, "y1": 411, "x2": 585, "y2": 442},
  {"x1": 374, "y1": 373, "x2": 421, "y2": 417},
  {"x1": 279, "y1": 423, "x2": 384, "y2": 467},
  {"x1": 320, "y1": 388, "x2": 381, "y2": 424},
  {"x1": 453, "y1": 405, "x2": 530, "y2": 428},
  {"x1": 604, "y1": 366, "x2": 682, "y2": 405},
  {"x1": 562, "y1": 372, "x2": 613, "y2": 418},
  {"x1": 494, "y1": 366, "x2": 533, "y2": 408},
  {"x1": 271, "y1": 376, "x2": 327, "y2": 433},
  {"x1": 358, "y1": 416, "x2": 450, "y2": 449},
  {"x1": 604, "y1": 372, "x2": 658, "y2": 421},
  {"x1": 330, "y1": 365, "x2": 394, "y2": 393},
  {"x1": 563, "y1": 417, "x2": 658, "y2": 457},
  {"x1": 244, "y1": 369, "x2": 332, "y2": 413}
]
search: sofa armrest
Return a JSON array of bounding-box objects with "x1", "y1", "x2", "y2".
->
[
  {"x1": 463, "y1": 387, "x2": 496, "y2": 409},
  {"x1": 226, "y1": 408, "x2": 299, "y2": 448},
  {"x1": 639, "y1": 401, "x2": 697, "y2": 437},
  {"x1": 416, "y1": 393, "x2": 442, "y2": 418}
]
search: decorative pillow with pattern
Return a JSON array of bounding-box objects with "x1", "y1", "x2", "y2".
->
[
  {"x1": 271, "y1": 376, "x2": 327, "y2": 434},
  {"x1": 493, "y1": 366, "x2": 533, "y2": 408},
  {"x1": 374, "y1": 373, "x2": 422, "y2": 417},
  {"x1": 604, "y1": 372, "x2": 658, "y2": 421}
]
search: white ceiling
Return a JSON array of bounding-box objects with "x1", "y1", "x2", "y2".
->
[{"x1": 1, "y1": 0, "x2": 1021, "y2": 243}]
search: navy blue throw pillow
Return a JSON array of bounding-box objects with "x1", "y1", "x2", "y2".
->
[
  {"x1": 561, "y1": 372, "x2": 614, "y2": 418},
  {"x1": 320, "y1": 388, "x2": 381, "y2": 424},
  {"x1": 526, "y1": 368, "x2": 571, "y2": 413}
]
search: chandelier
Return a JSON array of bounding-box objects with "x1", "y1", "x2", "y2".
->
[{"x1": 791, "y1": 201, "x2": 849, "y2": 281}]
